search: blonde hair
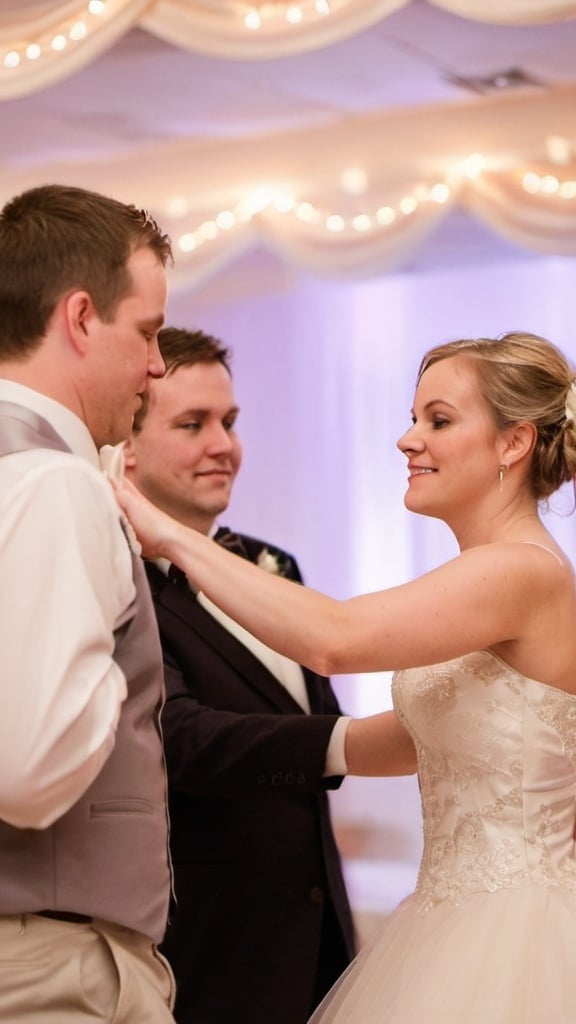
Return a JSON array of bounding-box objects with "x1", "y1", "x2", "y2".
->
[{"x1": 419, "y1": 331, "x2": 576, "y2": 500}]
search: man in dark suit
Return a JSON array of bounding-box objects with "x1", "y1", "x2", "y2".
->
[{"x1": 124, "y1": 326, "x2": 356, "y2": 1024}]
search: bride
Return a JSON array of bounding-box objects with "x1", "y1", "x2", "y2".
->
[{"x1": 114, "y1": 331, "x2": 576, "y2": 1023}]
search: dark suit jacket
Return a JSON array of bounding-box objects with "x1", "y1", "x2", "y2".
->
[{"x1": 149, "y1": 534, "x2": 355, "y2": 1024}]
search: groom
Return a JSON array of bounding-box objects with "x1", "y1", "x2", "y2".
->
[{"x1": 124, "y1": 326, "x2": 356, "y2": 1024}]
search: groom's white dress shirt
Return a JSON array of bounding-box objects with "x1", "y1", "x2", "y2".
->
[{"x1": 0, "y1": 381, "x2": 132, "y2": 830}]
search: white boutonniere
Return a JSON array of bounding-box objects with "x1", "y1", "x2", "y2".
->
[
  {"x1": 99, "y1": 442, "x2": 142, "y2": 556},
  {"x1": 256, "y1": 547, "x2": 282, "y2": 574}
]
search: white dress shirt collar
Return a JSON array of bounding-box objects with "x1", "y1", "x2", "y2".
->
[
  {"x1": 155, "y1": 548, "x2": 311, "y2": 713},
  {"x1": 0, "y1": 380, "x2": 99, "y2": 467}
]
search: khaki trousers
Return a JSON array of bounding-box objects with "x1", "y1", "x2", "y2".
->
[{"x1": 0, "y1": 913, "x2": 176, "y2": 1022}]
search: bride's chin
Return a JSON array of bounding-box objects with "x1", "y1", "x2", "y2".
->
[
  {"x1": 404, "y1": 490, "x2": 434, "y2": 516},
  {"x1": 404, "y1": 487, "x2": 420, "y2": 507}
]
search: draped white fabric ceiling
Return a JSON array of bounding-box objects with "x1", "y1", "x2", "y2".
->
[{"x1": 1, "y1": 0, "x2": 575, "y2": 287}]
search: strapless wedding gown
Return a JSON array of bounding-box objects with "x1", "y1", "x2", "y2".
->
[{"x1": 309, "y1": 650, "x2": 576, "y2": 1023}]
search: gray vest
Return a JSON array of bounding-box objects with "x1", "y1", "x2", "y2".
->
[{"x1": 0, "y1": 402, "x2": 171, "y2": 942}]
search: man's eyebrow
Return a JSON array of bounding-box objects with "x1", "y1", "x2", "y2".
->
[{"x1": 173, "y1": 405, "x2": 240, "y2": 418}]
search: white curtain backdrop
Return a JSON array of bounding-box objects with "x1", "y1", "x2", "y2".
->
[{"x1": 167, "y1": 252, "x2": 576, "y2": 912}]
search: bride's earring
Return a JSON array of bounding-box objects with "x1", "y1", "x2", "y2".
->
[{"x1": 498, "y1": 464, "x2": 508, "y2": 493}]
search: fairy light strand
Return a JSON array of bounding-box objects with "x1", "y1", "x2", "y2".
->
[
  {"x1": 522, "y1": 171, "x2": 576, "y2": 198},
  {"x1": 242, "y1": 0, "x2": 332, "y2": 30},
  {"x1": 0, "y1": 0, "x2": 336, "y2": 67},
  {"x1": 175, "y1": 179, "x2": 453, "y2": 256},
  {"x1": 172, "y1": 163, "x2": 576, "y2": 258},
  {"x1": 1, "y1": 1, "x2": 106, "y2": 72}
]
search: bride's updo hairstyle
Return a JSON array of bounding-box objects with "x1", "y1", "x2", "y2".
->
[{"x1": 418, "y1": 331, "x2": 576, "y2": 500}]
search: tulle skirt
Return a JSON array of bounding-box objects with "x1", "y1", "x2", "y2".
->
[{"x1": 308, "y1": 885, "x2": 576, "y2": 1023}]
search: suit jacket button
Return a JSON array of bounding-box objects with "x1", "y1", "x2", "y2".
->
[{"x1": 309, "y1": 886, "x2": 324, "y2": 905}]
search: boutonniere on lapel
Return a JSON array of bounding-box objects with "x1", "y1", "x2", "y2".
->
[
  {"x1": 256, "y1": 547, "x2": 292, "y2": 578},
  {"x1": 256, "y1": 548, "x2": 282, "y2": 574},
  {"x1": 215, "y1": 528, "x2": 294, "y2": 578},
  {"x1": 100, "y1": 442, "x2": 142, "y2": 556}
]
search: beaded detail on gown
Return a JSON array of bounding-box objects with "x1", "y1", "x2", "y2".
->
[{"x1": 309, "y1": 650, "x2": 576, "y2": 1023}]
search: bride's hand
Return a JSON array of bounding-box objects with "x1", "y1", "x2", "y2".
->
[{"x1": 111, "y1": 477, "x2": 177, "y2": 561}]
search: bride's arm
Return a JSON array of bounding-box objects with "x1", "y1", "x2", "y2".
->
[
  {"x1": 113, "y1": 479, "x2": 551, "y2": 676},
  {"x1": 345, "y1": 711, "x2": 417, "y2": 776}
]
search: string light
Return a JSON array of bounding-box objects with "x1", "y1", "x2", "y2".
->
[
  {"x1": 399, "y1": 195, "x2": 417, "y2": 215},
  {"x1": 286, "y1": 6, "x2": 304, "y2": 23},
  {"x1": 521, "y1": 170, "x2": 576, "y2": 197},
  {"x1": 0, "y1": 1, "x2": 107, "y2": 72},
  {"x1": 376, "y1": 206, "x2": 395, "y2": 226},
  {"x1": 70, "y1": 21, "x2": 88, "y2": 41},
  {"x1": 244, "y1": 10, "x2": 261, "y2": 30},
  {"x1": 522, "y1": 173, "x2": 540, "y2": 194},
  {"x1": 170, "y1": 157, "x2": 576, "y2": 260},
  {"x1": 197, "y1": 221, "x2": 218, "y2": 241},
  {"x1": 462, "y1": 153, "x2": 486, "y2": 179},
  {"x1": 429, "y1": 183, "x2": 450, "y2": 203},
  {"x1": 215, "y1": 210, "x2": 236, "y2": 230},
  {"x1": 296, "y1": 202, "x2": 317, "y2": 223},
  {"x1": 274, "y1": 194, "x2": 296, "y2": 213},
  {"x1": 352, "y1": 213, "x2": 371, "y2": 232},
  {"x1": 541, "y1": 174, "x2": 560, "y2": 194},
  {"x1": 326, "y1": 214, "x2": 345, "y2": 232},
  {"x1": 175, "y1": 177, "x2": 455, "y2": 257},
  {"x1": 3, "y1": 51, "x2": 20, "y2": 69},
  {"x1": 559, "y1": 181, "x2": 576, "y2": 199},
  {"x1": 238, "y1": 0, "x2": 333, "y2": 31},
  {"x1": 179, "y1": 233, "x2": 197, "y2": 253}
]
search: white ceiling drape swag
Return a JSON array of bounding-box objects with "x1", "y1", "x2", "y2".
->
[
  {"x1": 0, "y1": 82, "x2": 573, "y2": 288},
  {"x1": 117, "y1": 168, "x2": 576, "y2": 288},
  {"x1": 141, "y1": 0, "x2": 409, "y2": 59},
  {"x1": 1, "y1": 0, "x2": 575, "y2": 287},
  {"x1": 462, "y1": 173, "x2": 576, "y2": 256},
  {"x1": 0, "y1": 0, "x2": 575, "y2": 98},
  {"x1": 0, "y1": 0, "x2": 152, "y2": 99},
  {"x1": 432, "y1": 0, "x2": 576, "y2": 23}
]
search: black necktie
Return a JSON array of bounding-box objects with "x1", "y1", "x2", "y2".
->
[
  {"x1": 168, "y1": 528, "x2": 246, "y2": 588},
  {"x1": 168, "y1": 562, "x2": 188, "y2": 586}
]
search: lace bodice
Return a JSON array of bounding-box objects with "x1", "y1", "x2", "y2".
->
[{"x1": 393, "y1": 651, "x2": 576, "y2": 913}]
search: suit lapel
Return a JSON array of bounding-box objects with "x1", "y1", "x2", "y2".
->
[
  {"x1": 146, "y1": 562, "x2": 307, "y2": 715},
  {"x1": 302, "y1": 668, "x2": 324, "y2": 712}
]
